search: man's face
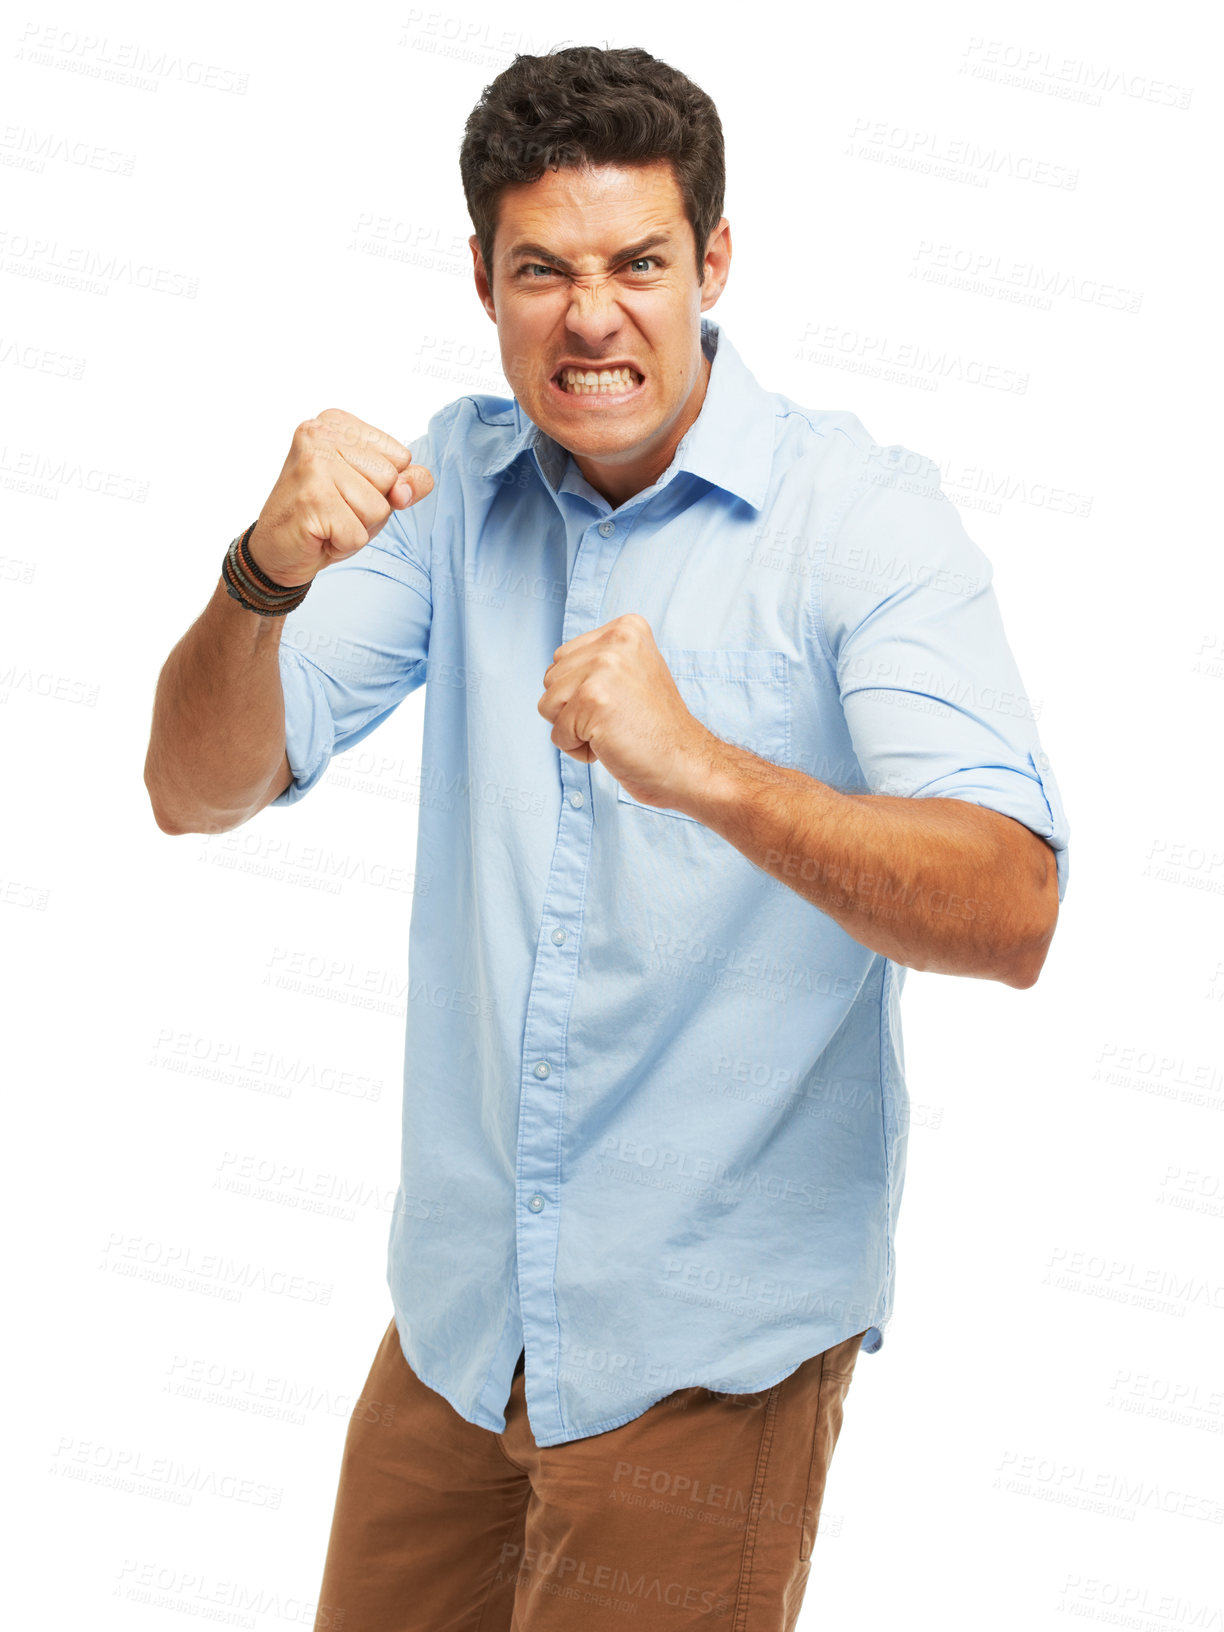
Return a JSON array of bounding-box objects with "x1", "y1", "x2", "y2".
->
[{"x1": 470, "y1": 159, "x2": 730, "y2": 507}]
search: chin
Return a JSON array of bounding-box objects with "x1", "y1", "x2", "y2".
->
[{"x1": 545, "y1": 419, "x2": 646, "y2": 457}]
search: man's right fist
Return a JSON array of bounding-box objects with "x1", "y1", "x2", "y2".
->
[{"x1": 249, "y1": 409, "x2": 435, "y2": 588}]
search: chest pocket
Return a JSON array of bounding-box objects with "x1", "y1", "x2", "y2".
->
[{"x1": 616, "y1": 647, "x2": 791, "y2": 823}]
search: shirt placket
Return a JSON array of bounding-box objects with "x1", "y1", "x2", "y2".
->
[{"x1": 513, "y1": 505, "x2": 633, "y2": 1443}]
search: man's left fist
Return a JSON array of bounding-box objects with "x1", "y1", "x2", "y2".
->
[{"x1": 537, "y1": 613, "x2": 714, "y2": 812}]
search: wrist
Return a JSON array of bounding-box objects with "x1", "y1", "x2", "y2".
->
[
  {"x1": 243, "y1": 522, "x2": 313, "y2": 593},
  {"x1": 666, "y1": 727, "x2": 747, "y2": 825},
  {"x1": 221, "y1": 521, "x2": 313, "y2": 617}
]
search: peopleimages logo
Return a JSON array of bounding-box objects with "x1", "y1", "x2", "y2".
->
[
  {"x1": 795, "y1": 322, "x2": 1029, "y2": 395},
  {"x1": 959, "y1": 36, "x2": 1193, "y2": 110},
  {"x1": 846, "y1": 117, "x2": 1079, "y2": 189},
  {"x1": 911, "y1": 241, "x2": 1143, "y2": 314}
]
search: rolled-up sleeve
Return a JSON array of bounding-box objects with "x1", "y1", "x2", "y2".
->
[
  {"x1": 271, "y1": 421, "x2": 439, "y2": 806},
  {"x1": 815, "y1": 448, "x2": 1070, "y2": 902}
]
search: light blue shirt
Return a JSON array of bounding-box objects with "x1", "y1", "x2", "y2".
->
[{"x1": 273, "y1": 316, "x2": 1069, "y2": 1447}]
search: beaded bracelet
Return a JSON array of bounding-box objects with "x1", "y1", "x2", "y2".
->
[{"x1": 221, "y1": 522, "x2": 312, "y2": 617}]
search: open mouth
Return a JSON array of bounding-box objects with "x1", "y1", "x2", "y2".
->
[{"x1": 552, "y1": 365, "x2": 645, "y2": 398}]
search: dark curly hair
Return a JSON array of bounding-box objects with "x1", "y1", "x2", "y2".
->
[{"x1": 459, "y1": 45, "x2": 725, "y2": 287}]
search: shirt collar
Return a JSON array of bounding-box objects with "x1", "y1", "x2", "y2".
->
[{"x1": 483, "y1": 316, "x2": 775, "y2": 511}]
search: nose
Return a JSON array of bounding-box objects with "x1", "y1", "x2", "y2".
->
[{"x1": 564, "y1": 274, "x2": 622, "y2": 349}]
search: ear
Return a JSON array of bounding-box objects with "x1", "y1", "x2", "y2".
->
[
  {"x1": 470, "y1": 235, "x2": 496, "y2": 322},
  {"x1": 698, "y1": 216, "x2": 731, "y2": 313}
]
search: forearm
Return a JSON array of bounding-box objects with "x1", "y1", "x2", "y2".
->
[
  {"x1": 144, "y1": 577, "x2": 289, "y2": 834},
  {"x1": 675, "y1": 732, "x2": 1056, "y2": 987}
]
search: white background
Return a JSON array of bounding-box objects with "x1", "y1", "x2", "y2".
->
[{"x1": 3, "y1": 0, "x2": 1220, "y2": 1626}]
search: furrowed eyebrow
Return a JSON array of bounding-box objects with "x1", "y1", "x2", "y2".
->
[{"x1": 505, "y1": 234, "x2": 673, "y2": 270}]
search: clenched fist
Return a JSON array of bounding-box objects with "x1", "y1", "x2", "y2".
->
[
  {"x1": 249, "y1": 409, "x2": 434, "y2": 587},
  {"x1": 538, "y1": 613, "x2": 716, "y2": 815}
]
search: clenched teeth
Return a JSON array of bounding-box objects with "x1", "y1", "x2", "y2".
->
[{"x1": 557, "y1": 366, "x2": 642, "y2": 394}]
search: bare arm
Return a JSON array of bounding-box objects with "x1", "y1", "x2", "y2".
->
[
  {"x1": 143, "y1": 579, "x2": 294, "y2": 834},
  {"x1": 537, "y1": 614, "x2": 1061, "y2": 989},
  {"x1": 683, "y1": 736, "x2": 1059, "y2": 988},
  {"x1": 142, "y1": 410, "x2": 433, "y2": 836}
]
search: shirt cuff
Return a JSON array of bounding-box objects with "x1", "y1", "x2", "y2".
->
[{"x1": 911, "y1": 750, "x2": 1070, "y2": 903}]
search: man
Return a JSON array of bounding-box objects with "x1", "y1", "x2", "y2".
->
[{"x1": 144, "y1": 43, "x2": 1069, "y2": 1632}]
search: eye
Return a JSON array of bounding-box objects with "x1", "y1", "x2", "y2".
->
[
  {"x1": 517, "y1": 263, "x2": 558, "y2": 279},
  {"x1": 627, "y1": 257, "x2": 659, "y2": 274}
]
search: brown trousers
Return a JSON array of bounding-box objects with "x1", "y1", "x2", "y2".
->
[{"x1": 313, "y1": 1316, "x2": 865, "y2": 1631}]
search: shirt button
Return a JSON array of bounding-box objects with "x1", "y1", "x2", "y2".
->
[
  {"x1": 528, "y1": 1194, "x2": 545, "y2": 1212},
  {"x1": 861, "y1": 1326, "x2": 883, "y2": 1353},
  {"x1": 568, "y1": 791, "x2": 584, "y2": 808},
  {"x1": 534, "y1": 1061, "x2": 551, "y2": 1079},
  {"x1": 598, "y1": 520, "x2": 615, "y2": 537},
  {"x1": 551, "y1": 927, "x2": 567, "y2": 945}
]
